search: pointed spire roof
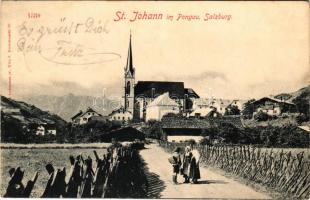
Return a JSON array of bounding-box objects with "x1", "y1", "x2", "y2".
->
[{"x1": 125, "y1": 31, "x2": 135, "y2": 76}]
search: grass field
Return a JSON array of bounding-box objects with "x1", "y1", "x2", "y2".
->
[
  {"x1": 0, "y1": 142, "x2": 111, "y2": 149},
  {"x1": 0, "y1": 148, "x2": 108, "y2": 197}
]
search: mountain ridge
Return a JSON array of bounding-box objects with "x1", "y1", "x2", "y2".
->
[
  {"x1": 21, "y1": 94, "x2": 121, "y2": 121},
  {"x1": 1, "y1": 95, "x2": 67, "y2": 127}
]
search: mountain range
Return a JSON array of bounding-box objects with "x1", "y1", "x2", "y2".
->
[
  {"x1": 20, "y1": 94, "x2": 121, "y2": 121},
  {"x1": 10, "y1": 85, "x2": 310, "y2": 123}
]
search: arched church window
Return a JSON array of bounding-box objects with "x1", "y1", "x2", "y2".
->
[{"x1": 126, "y1": 81, "x2": 131, "y2": 94}]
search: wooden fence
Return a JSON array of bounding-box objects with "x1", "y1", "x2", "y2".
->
[
  {"x1": 4, "y1": 146, "x2": 147, "y2": 198},
  {"x1": 159, "y1": 141, "x2": 310, "y2": 199}
]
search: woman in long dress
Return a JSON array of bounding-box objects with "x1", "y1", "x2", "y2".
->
[
  {"x1": 181, "y1": 146, "x2": 192, "y2": 183},
  {"x1": 189, "y1": 148, "x2": 201, "y2": 184}
]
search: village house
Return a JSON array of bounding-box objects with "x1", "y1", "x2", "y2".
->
[
  {"x1": 145, "y1": 92, "x2": 180, "y2": 121},
  {"x1": 71, "y1": 107, "x2": 102, "y2": 126},
  {"x1": 251, "y1": 97, "x2": 296, "y2": 116},
  {"x1": 192, "y1": 98, "x2": 231, "y2": 115},
  {"x1": 211, "y1": 99, "x2": 231, "y2": 115},
  {"x1": 117, "y1": 33, "x2": 199, "y2": 122},
  {"x1": 161, "y1": 116, "x2": 212, "y2": 143},
  {"x1": 109, "y1": 106, "x2": 132, "y2": 122},
  {"x1": 227, "y1": 99, "x2": 246, "y2": 112},
  {"x1": 35, "y1": 123, "x2": 57, "y2": 136}
]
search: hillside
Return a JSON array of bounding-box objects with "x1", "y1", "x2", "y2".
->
[
  {"x1": 274, "y1": 85, "x2": 310, "y2": 102},
  {"x1": 21, "y1": 94, "x2": 120, "y2": 121},
  {"x1": 1, "y1": 96, "x2": 67, "y2": 128}
]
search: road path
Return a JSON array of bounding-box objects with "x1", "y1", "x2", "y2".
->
[{"x1": 140, "y1": 143, "x2": 271, "y2": 199}]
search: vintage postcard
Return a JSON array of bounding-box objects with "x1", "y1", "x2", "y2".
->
[{"x1": 0, "y1": 1, "x2": 309, "y2": 199}]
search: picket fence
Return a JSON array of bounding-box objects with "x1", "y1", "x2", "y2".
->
[
  {"x1": 4, "y1": 146, "x2": 147, "y2": 198},
  {"x1": 159, "y1": 141, "x2": 310, "y2": 199}
]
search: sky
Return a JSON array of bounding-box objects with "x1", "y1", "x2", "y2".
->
[{"x1": 1, "y1": 1, "x2": 309, "y2": 100}]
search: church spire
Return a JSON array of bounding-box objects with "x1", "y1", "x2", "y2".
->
[{"x1": 125, "y1": 31, "x2": 135, "y2": 77}]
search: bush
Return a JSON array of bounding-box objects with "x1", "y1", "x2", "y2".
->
[
  {"x1": 217, "y1": 122, "x2": 240, "y2": 144},
  {"x1": 130, "y1": 139, "x2": 145, "y2": 150},
  {"x1": 242, "y1": 99, "x2": 256, "y2": 119},
  {"x1": 254, "y1": 111, "x2": 269, "y2": 121},
  {"x1": 108, "y1": 138, "x2": 123, "y2": 150},
  {"x1": 296, "y1": 113, "x2": 309, "y2": 124},
  {"x1": 241, "y1": 125, "x2": 309, "y2": 148},
  {"x1": 143, "y1": 121, "x2": 163, "y2": 139},
  {"x1": 225, "y1": 105, "x2": 241, "y2": 115}
]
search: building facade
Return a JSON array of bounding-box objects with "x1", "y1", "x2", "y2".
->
[
  {"x1": 145, "y1": 92, "x2": 180, "y2": 121},
  {"x1": 71, "y1": 107, "x2": 102, "y2": 126}
]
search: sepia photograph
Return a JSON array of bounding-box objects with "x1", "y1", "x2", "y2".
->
[{"x1": 0, "y1": 1, "x2": 309, "y2": 199}]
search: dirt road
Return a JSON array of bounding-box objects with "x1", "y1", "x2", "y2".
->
[{"x1": 140, "y1": 143, "x2": 271, "y2": 199}]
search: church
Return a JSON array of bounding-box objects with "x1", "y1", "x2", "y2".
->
[{"x1": 109, "y1": 34, "x2": 200, "y2": 122}]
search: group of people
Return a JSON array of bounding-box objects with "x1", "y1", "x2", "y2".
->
[{"x1": 169, "y1": 146, "x2": 201, "y2": 184}]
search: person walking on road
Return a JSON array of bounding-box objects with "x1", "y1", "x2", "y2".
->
[
  {"x1": 181, "y1": 146, "x2": 192, "y2": 183},
  {"x1": 169, "y1": 147, "x2": 182, "y2": 184},
  {"x1": 189, "y1": 148, "x2": 201, "y2": 184}
]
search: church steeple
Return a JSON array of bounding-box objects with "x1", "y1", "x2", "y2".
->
[
  {"x1": 124, "y1": 32, "x2": 135, "y2": 114},
  {"x1": 125, "y1": 32, "x2": 135, "y2": 77}
]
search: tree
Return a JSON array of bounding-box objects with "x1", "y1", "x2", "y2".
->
[
  {"x1": 242, "y1": 99, "x2": 256, "y2": 119},
  {"x1": 225, "y1": 105, "x2": 241, "y2": 115},
  {"x1": 144, "y1": 121, "x2": 163, "y2": 139},
  {"x1": 293, "y1": 93, "x2": 310, "y2": 123},
  {"x1": 1, "y1": 116, "x2": 25, "y2": 143},
  {"x1": 217, "y1": 122, "x2": 240, "y2": 144}
]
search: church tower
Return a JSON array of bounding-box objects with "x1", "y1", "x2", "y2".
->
[{"x1": 124, "y1": 33, "x2": 135, "y2": 115}]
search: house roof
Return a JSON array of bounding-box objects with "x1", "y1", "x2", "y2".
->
[
  {"x1": 108, "y1": 106, "x2": 132, "y2": 116},
  {"x1": 162, "y1": 117, "x2": 212, "y2": 129},
  {"x1": 134, "y1": 81, "x2": 185, "y2": 99},
  {"x1": 71, "y1": 107, "x2": 101, "y2": 120},
  {"x1": 184, "y1": 88, "x2": 200, "y2": 98},
  {"x1": 71, "y1": 110, "x2": 83, "y2": 120},
  {"x1": 252, "y1": 97, "x2": 295, "y2": 106},
  {"x1": 80, "y1": 107, "x2": 101, "y2": 117},
  {"x1": 147, "y1": 92, "x2": 179, "y2": 107},
  {"x1": 228, "y1": 99, "x2": 247, "y2": 107}
]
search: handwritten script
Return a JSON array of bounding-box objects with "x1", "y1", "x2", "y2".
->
[{"x1": 17, "y1": 17, "x2": 121, "y2": 66}]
